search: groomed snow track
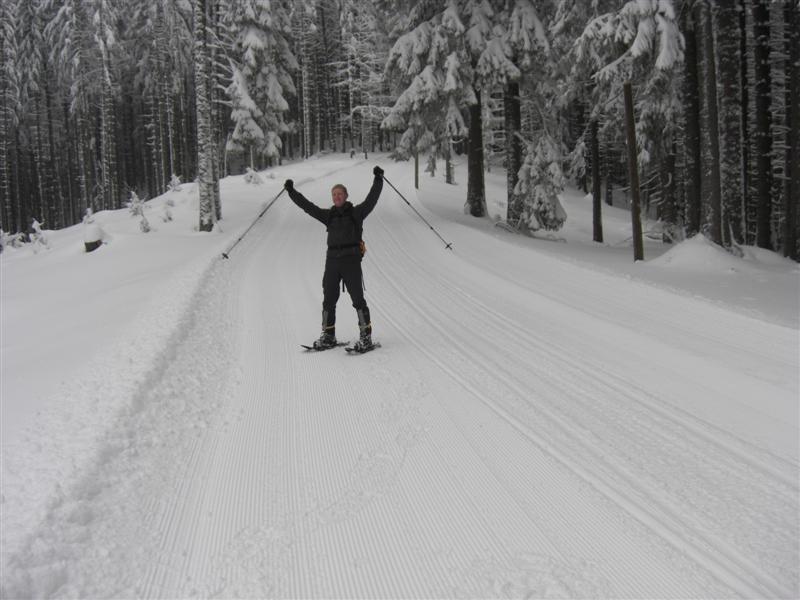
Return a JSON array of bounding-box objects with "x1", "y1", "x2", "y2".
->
[{"x1": 3, "y1": 163, "x2": 797, "y2": 598}]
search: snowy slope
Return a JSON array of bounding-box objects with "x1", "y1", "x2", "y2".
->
[{"x1": 2, "y1": 155, "x2": 798, "y2": 598}]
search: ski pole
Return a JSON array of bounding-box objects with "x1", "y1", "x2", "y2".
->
[
  {"x1": 221, "y1": 187, "x2": 286, "y2": 259},
  {"x1": 382, "y1": 175, "x2": 453, "y2": 251}
]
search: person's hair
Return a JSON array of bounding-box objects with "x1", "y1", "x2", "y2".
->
[{"x1": 331, "y1": 184, "x2": 348, "y2": 197}]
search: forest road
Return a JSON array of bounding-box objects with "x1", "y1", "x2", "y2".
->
[{"x1": 4, "y1": 162, "x2": 797, "y2": 598}]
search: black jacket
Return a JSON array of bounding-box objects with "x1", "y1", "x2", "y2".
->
[{"x1": 288, "y1": 175, "x2": 383, "y2": 258}]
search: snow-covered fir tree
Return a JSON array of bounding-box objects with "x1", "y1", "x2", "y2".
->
[
  {"x1": 383, "y1": 1, "x2": 482, "y2": 212},
  {"x1": 568, "y1": 0, "x2": 683, "y2": 236},
  {"x1": 503, "y1": 0, "x2": 553, "y2": 228},
  {"x1": 0, "y1": 0, "x2": 795, "y2": 260},
  {"x1": 30, "y1": 218, "x2": 50, "y2": 251},
  {"x1": 127, "y1": 191, "x2": 151, "y2": 233},
  {"x1": 168, "y1": 174, "x2": 182, "y2": 193},
  {"x1": 226, "y1": 0, "x2": 296, "y2": 169},
  {"x1": 339, "y1": 0, "x2": 391, "y2": 158}
]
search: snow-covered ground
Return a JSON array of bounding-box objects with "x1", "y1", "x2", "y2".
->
[{"x1": 2, "y1": 154, "x2": 798, "y2": 598}]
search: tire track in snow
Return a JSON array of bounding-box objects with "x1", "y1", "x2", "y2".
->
[{"x1": 367, "y1": 204, "x2": 796, "y2": 598}]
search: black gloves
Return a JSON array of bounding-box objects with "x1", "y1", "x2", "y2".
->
[
  {"x1": 284, "y1": 179, "x2": 294, "y2": 191},
  {"x1": 373, "y1": 166, "x2": 384, "y2": 178}
]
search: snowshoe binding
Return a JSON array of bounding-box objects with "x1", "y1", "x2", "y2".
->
[
  {"x1": 301, "y1": 331, "x2": 345, "y2": 351},
  {"x1": 345, "y1": 333, "x2": 380, "y2": 354}
]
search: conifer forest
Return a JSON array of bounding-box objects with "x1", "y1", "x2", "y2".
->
[{"x1": 0, "y1": 0, "x2": 798, "y2": 259}]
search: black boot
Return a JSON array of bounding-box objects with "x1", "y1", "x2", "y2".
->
[
  {"x1": 354, "y1": 307, "x2": 373, "y2": 351},
  {"x1": 313, "y1": 309, "x2": 337, "y2": 349}
]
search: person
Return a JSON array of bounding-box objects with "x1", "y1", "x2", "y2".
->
[{"x1": 284, "y1": 166, "x2": 384, "y2": 351}]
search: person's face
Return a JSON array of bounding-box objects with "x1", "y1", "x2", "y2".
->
[{"x1": 332, "y1": 187, "x2": 348, "y2": 207}]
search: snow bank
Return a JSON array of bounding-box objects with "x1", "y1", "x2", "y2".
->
[{"x1": 649, "y1": 234, "x2": 748, "y2": 271}]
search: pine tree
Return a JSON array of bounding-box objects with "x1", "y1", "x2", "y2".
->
[
  {"x1": 226, "y1": 0, "x2": 296, "y2": 168},
  {"x1": 504, "y1": 0, "x2": 549, "y2": 225},
  {"x1": 572, "y1": 0, "x2": 683, "y2": 236},
  {"x1": 141, "y1": 0, "x2": 193, "y2": 189},
  {"x1": 784, "y1": 0, "x2": 799, "y2": 259},
  {"x1": 714, "y1": 0, "x2": 744, "y2": 245},
  {"x1": 0, "y1": 0, "x2": 19, "y2": 232},
  {"x1": 752, "y1": 0, "x2": 772, "y2": 249},
  {"x1": 383, "y1": 3, "x2": 472, "y2": 178},
  {"x1": 340, "y1": 0, "x2": 391, "y2": 158},
  {"x1": 46, "y1": 0, "x2": 94, "y2": 214},
  {"x1": 682, "y1": 4, "x2": 702, "y2": 236},
  {"x1": 194, "y1": 0, "x2": 217, "y2": 231},
  {"x1": 386, "y1": 0, "x2": 526, "y2": 217},
  {"x1": 16, "y1": 0, "x2": 48, "y2": 222},
  {"x1": 91, "y1": 0, "x2": 119, "y2": 212},
  {"x1": 697, "y1": 1, "x2": 722, "y2": 245}
]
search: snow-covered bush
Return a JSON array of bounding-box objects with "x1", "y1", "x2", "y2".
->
[
  {"x1": 127, "y1": 191, "x2": 151, "y2": 233},
  {"x1": 82, "y1": 208, "x2": 106, "y2": 251},
  {"x1": 127, "y1": 191, "x2": 145, "y2": 217},
  {"x1": 0, "y1": 229, "x2": 26, "y2": 252},
  {"x1": 30, "y1": 219, "x2": 51, "y2": 252},
  {"x1": 168, "y1": 174, "x2": 182, "y2": 193},
  {"x1": 244, "y1": 167, "x2": 264, "y2": 185},
  {"x1": 514, "y1": 137, "x2": 567, "y2": 232}
]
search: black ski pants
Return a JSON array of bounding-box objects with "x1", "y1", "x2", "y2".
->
[{"x1": 322, "y1": 255, "x2": 368, "y2": 331}]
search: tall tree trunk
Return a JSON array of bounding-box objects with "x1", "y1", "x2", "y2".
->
[
  {"x1": 699, "y1": 1, "x2": 722, "y2": 245},
  {"x1": 13, "y1": 129, "x2": 23, "y2": 230},
  {"x1": 0, "y1": 35, "x2": 10, "y2": 232},
  {"x1": 784, "y1": 1, "x2": 799, "y2": 260},
  {"x1": 715, "y1": 0, "x2": 744, "y2": 244},
  {"x1": 75, "y1": 108, "x2": 90, "y2": 212},
  {"x1": 753, "y1": 0, "x2": 772, "y2": 249},
  {"x1": 157, "y1": 81, "x2": 169, "y2": 192},
  {"x1": 445, "y1": 145, "x2": 454, "y2": 185},
  {"x1": 339, "y1": 62, "x2": 348, "y2": 152},
  {"x1": 739, "y1": 0, "x2": 750, "y2": 243},
  {"x1": 504, "y1": 80, "x2": 522, "y2": 224},
  {"x1": 683, "y1": 11, "x2": 702, "y2": 235},
  {"x1": 466, "y1": 90, "x2": 486, "y2": 218},
  {"x1": 180, "y1": 93, "x2": 193, "y2": 178},
  {"x1": 194, "y1": 0, "x2": 215, "y2": 231},
  {"x1": 210, "y1": 0, "x2": 221, "y2": 221},
  {"x1": 661, "y1": 142, "x2": 677, "y2": 243},
  {"x1": 102, "y1": 83, "x2": 117, "y2": 209},
  {"x1": 149, "y1": 91, "x2": 164, "y2": 197},
  {"x1": 44, "y1": 78, "x2": 63, "y2": 228},
  {"x1": 623, "y1": 82, "x2": 644, "y2": 261},
  {"x1": 605, "y1": 139, "x2": 614, "y2": 207},
  {"x1": 165, "y1": 89, "x2": 176, "y2": 178},
  {"x1": 301, "y1": 8, "x2": 313, "y2": 159},
  {"x1": 33, "y1": 94, "x2": 46, "y2": 219},
  {"x1": 63, "y1": 102, "x2": 76, "y2": 224},
  {"x1": 590, "y1": 118, "x2": 603, "y2": 242}
]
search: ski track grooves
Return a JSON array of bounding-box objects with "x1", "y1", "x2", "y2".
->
[
  {"x1": 3, "y1": 163, "x2": 796, "y2": 598},
  {"x1": 376, "y1": 209, "x2": 797, "y2": 489},
  {"x1": 367, "y1": 203, "x2": 796, "y2": 597}
]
